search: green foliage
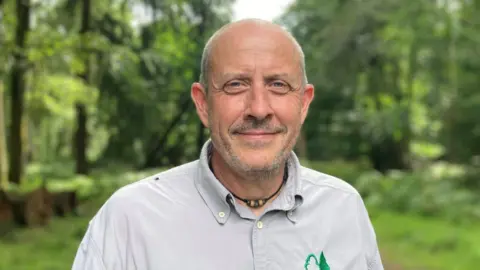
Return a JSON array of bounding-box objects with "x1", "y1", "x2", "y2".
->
[
  {"x1": 26, "y1": 73, "x2": 103, "y2": 163},
  {"x1": 28, "y1": 74, "x2": 98, "y2": 118},
  {"x1": 280, "y1": 0, "x2": 480, "y2": 172},
  {"x1": 372, "y1": 211, "x2": 480, "y2": 269},
  {"x1": 19, "y1": 161, "x2": 166, "y2": 199},
  {"x1": 411, "y1": 141, "x2": 445, "y2": 160},
  {"x1": 0, "y1": 0, "x2": 235, "y2": 169},
  {"x1": 312, "y1": 160, "x2": 480, "y2": 224},
  {"x1": 304, "y1": 159, "x2": 371, "y2": 184}
]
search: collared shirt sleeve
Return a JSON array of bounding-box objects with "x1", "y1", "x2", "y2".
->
[
  {"x1": 356, "y1": 194, "x2": 384, "y2": 270},
  {"x1": 72, "y1": 194, "x2": 129, "y2": 270},
  {"x1": 72, "y1": 227, "x2": 106, "y2": 270},
  {"x1": 368, "y1": 249, "x2": 384, "y2": 270}
]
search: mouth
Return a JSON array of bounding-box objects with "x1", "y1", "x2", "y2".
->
[
  {"x1": 238, "y1": 130, "x2": 278, "y2": 135},
  {"x1": 234, "y1": 130, "x2": 280, "y2": 140}
]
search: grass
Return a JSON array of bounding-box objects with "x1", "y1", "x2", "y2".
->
[
  {"x1": 0, "y1": 200, "x2": 99, "y2": 270},
  {"x1": 0, "y1": 217, "x2": 91, "y2": 270},
  {"x1": 371, "y1": 209, "x2": 480, "y2": 269}
]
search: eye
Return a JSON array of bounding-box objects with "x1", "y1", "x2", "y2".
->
[
  {"x1": 267, "y1": 80, "x2": 291, "y2": 94},
  {"x1": 223, "y1": 80, "x2": 250, "y2": 94}
]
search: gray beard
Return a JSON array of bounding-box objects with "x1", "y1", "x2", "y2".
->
[{"x1": 208, "y1": 142, "x2": 288, "y2": 182}]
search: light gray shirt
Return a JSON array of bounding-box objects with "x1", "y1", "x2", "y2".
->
[{"x1": 72, "y1": 140, "x2": 383, "y2": 270}]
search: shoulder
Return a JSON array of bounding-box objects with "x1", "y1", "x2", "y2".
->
[
  {"x1": 298, "y1": 165, "x2": 360, "y2": 196},
  {"x1": 112, "y1": 160, "x2": 198, "y2": 198},
  {"x1": 92, "y1": 160, "x2": 200, "y2": 219}
]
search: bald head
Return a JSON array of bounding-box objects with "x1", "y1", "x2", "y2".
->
[{"x1": 199, "y1": 19, "x2": 307, "y2": 91}]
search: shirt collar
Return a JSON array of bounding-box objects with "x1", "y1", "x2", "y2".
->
[{"x1": 194, "y1": 139, "x2": 304, "y2": 224}]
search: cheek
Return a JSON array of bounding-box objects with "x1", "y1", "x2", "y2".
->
[
  {"x1": 271, "y1": 97, "x2": 303, "y2": 125},
  {"x1": 211, "y1": 97, "x2": 245, "y2": 132}
]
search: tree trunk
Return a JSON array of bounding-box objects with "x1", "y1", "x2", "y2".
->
[
  {"x1": 142, "y1": 97, "x2": 192, "y2": 169},
  {"x1": 0, "y1": 189, "x2": 12, "y2": 222},
  {"x1": 369, "y1": 138, "x2": 409, "y2": 173},
  {"x1": 399, "y1": 40, "x2": 419, "y2": 169},
  {"x1": 52, "y1": 190, "x2": 78, "y2": 217},
  {"x1": 74, "y1": 103, "x2": 88, "y2": 174},
  {"x1": 74, "y1": 0, "x2": 91, "y2": 175},
  {"x1": 0, "y1": 82, "x2": 7, "y2": 188},
  {"x1": 8, "y1": 0, "x2": 30, "y2": 185},
  {"x1": 0, "y1": 3, "x2": 8, "y2": 188},
  {"x1": 4, "y1": 186, "x2": 53, "y2": 227},
  {"x1": 366, "y1": 57, "x2": 410, "y2": 173},
  {"x1": 21, "y1": 114, "x2": 31, "y2": 164}
]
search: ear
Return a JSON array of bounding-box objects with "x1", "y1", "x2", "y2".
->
[
  {"x1": 191, "y1": 82, "x2": 209, "y2": 128},
  {"x1": 300, "y1": 84, "x2": 314, "y2": 124}
]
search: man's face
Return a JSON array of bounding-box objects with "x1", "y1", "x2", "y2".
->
[{"x1": 192, "y1": 23, "x2": 314, "y2": 176}]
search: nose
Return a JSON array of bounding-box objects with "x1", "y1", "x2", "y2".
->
[{"x1": 244, "y1": 82, "x2": 273, "y2": 121}]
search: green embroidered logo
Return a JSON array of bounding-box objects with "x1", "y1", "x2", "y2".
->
[{"x1": 304, "y1": 252, "x2": 330, "y2": 270}]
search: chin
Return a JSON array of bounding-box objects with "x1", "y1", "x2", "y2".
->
[
  {"x1": 244, "y1": 160, "x2": 277, "y2": 171},
  {"x1": 214, "y1": 135, "x2": 288, "y2": 172},
  {"x1": 233, "y1": 150, "x2": 284, "y2": 172}
]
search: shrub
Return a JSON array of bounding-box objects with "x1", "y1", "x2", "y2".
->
[
  {"x1": 305, "y1": 159, "x2": 371, "y2": 185},
  {"x1": 311, "y1": 160, "x2": 479, "y2": 223}
]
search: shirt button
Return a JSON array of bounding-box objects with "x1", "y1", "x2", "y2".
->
[
  {"x1": 218, "y1": 212, "x2": 225, "y2": 218},
  {"x1": 256, "y1": 221, "x2": 263, "y2": 229}
]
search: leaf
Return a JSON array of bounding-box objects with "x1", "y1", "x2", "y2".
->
[{"x1": 319, "y1": 252, "x2": 330, "y2": 270}]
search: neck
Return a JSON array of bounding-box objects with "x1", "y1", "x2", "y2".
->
[{"x1": 209, "y1": 150, "x2": 287, "y2": 204}]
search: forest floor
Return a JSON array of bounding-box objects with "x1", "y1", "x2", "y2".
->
[{"x1": 371, "y1": 210, "x2": 480, "y2": 270}]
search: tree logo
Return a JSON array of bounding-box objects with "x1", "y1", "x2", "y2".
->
[{"x1": 304, "y1": 252, "x2": 330, "y2": 270}]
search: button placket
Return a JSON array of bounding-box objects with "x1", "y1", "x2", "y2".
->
[
  {"x1": 252, "y1": 220, "x2": 259, "y2": 269},
  {"x1": 252, "y1": 218, "x2": 268, "y2": 269}
]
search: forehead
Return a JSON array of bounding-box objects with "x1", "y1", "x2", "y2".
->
[{"x1": 209, "y1": 23, "x2": 301, "y2": 77}]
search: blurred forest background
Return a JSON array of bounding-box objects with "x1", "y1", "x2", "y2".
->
[{"x1": 0, "y1": 0, "x2": 479, "y2": 269}]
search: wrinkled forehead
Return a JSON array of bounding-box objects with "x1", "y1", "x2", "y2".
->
[{"x1": 209, "y1": 24, "x2": 302, "y2": 79}]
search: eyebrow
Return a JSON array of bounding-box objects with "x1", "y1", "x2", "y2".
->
[
  {"x1": 218, "y1": 72, "x2": 294, "y2": 82},
  {"x1": 264, "y1": 73, "x2": 293, "y2": 81}
]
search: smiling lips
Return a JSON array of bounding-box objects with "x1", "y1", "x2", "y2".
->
[{"x1": 235, "y1": 130, "x2": 279, "y2": 140}]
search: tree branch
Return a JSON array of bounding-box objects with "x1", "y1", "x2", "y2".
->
[{"x1": 141, "y1": 96, "x2": 192, "y2": 169}]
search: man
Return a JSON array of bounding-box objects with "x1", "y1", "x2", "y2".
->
[{"x1": 72, "y1": 19, "x2": 384, "y2": 269}]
